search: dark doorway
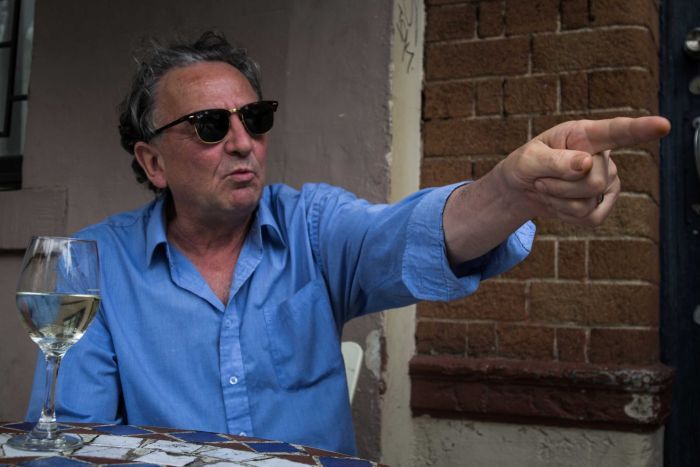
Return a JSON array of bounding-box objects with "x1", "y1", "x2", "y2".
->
[{"x1": 660, "y1": 1, "x2": 700, "y2": 466}]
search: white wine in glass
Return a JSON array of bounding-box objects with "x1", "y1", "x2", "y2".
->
[{"x1": 9, "y1": 236, "x2": 100, "y2": 452}]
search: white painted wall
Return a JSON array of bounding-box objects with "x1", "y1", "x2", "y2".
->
[
  {"x1": 382, "y1": 0, "x2": 423, "y2": 466},
  {"x1": 411, "y1": 418, "x2": 663, "y2": 467}
]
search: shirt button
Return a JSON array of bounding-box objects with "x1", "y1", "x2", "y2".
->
[
  {"x1": 229, "y1": 375, "x2": 238, "y2": 385},
  {"x1": 223, "y1": 319, "x2": 232, "y2": 328}
]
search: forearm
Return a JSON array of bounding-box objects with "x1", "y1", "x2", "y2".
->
[{"x1": 443, "y1": 162, "x2": 532, "y2": 265}]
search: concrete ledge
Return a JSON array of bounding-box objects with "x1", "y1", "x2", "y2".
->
[
  {"x1": 0, "y1": 187, "x2": 67, "y2": 250},
  {"x1": 410, "y1": 355, "x2": 674, "y2": 431}
]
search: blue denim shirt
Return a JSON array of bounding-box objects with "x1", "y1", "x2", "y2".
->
[{"x1": 28, "y1": 182, "x2": 534, "y2": 454}]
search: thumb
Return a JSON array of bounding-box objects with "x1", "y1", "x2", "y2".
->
[{"x1": 569, "y1": 152, "x2": 593, "y2": 173}]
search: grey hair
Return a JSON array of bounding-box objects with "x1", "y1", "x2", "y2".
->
[{"x1": 117, "y1": 30, "x2": 263, "y2": 194}]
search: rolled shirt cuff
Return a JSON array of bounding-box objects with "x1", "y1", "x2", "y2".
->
[{"x1": 402, "y1": 183, "x2": 535, "y2": 302}]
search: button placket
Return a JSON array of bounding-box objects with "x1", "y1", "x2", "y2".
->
[{"x1": 219, "y1": 303, "x2": 253, "y2": 437}]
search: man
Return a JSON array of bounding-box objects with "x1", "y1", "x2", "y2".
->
[{"x1": 28, "y1": 31, "x2": 670, "y2": 454}]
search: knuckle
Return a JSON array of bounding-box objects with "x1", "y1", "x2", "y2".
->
[
  {"x1": 590, "y1": 177, "x2": 607, "y2": 193},
  {"x1": 521, "y1": 143, "x2": 541, "y2": 161},
  {"x1": 568, "y1": 201, "x2": 594, "y2": 219}
]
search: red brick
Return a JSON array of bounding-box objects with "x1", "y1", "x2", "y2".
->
[
  {"x1": 420, "y1": 157, "x2": 473, "y2": 188},
  {"x1": 467, "y1": 322, "x2": 497, "y2": 356},
  {"x1": 594, "y1": 195, "x2": 659, "y2": 241},
  {"x1": 427, "y1": 0, "x2": 467, "y2": 5},
  {"x1": 561, "y1": 0, "x2": 589, "y2": 30},
  {"x1": 503, "y1": 238, "x2": 555, "y2": 279},
  {"x1": 504, "y1": 75, "x2": 557, "y2": 114},
  {"x1": 589, "y1": 70, "x2": 657, "y2": 113},
  {"x1": 423, "y1": 117, "x2": 528, "y2": 157},
  {"x1": 535, "y1": 194, "x2": 659, "y2": 240},
  {"x1": 535, "y1": 193, "x2": 659, "y2": 241},
  {"x1": 590, "y1": 0, "x2": 659, "y2": 44},
  {"x1": 614, "y1": 151, "x2": 659, "y2": 201},
  {"x1": 589, "y1": 328, "x2": 659, "y2": 364},
  {"x1": 424, "y1": 82, "x2": 475, "y2": 120},
  {"x1": 416, "y1": 320, "x2": 468, "y2": 355},
  {"x1": 556, "y1": 327, "x2": 587, "y2": 362},
  {"x1": 589, "y1": 239, "x2": 659, "y2": 283},
  {"x1": 476, "y1": 79, "x2": 503, "y2": 115},
  {"x1": 472, "y1": 156, "x2": 504, "y2": 179},
  {"x1": 505, "y1": 0, "x2": 559, "y2": 35},
  {"x1": 426, "y1": 4, "x2": 477, "y2": 42},
  {"x1": 478, "y1": 1, "x2": 504, "y2": 38},
  {"x1": 558, "y1": 239, "x2": 586, "y2": 280},
  {"x1": 530, "y1": 282, "x2": 658, "y2": 326},
  {"x1": 497, "y1": 324, "x2": 555, "y2": 360},
  {"x1": 533, "y1": 217, "x2": 587, "y2": 238},
  {"x1": 426, "y1": 37, "x2": 529, "y2": 80},
  {"x1": 417, "y1": 281, "x2": 527, "y2": 321},
  {"x1": 591, "y1": 0, "x2": 655, "y2": 25},
  {"x1": 532, "y1": 29, "x2": 657, "y2": 73},
  {"x1": 560, "y1": 72, "x2": 588, "y2": 111}
]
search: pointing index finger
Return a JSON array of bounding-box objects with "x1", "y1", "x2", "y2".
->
[{"x1": 566, "y1": 116, "x2": 671, "y2": 155}]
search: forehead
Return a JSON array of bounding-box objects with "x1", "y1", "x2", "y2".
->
[{"x1": 154, "y1": 61, "x2": 257, "y2": 116}]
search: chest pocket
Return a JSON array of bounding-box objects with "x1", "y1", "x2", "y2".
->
[{"x1": 263, "y1": 279, "x2": 344, "y2": 389}]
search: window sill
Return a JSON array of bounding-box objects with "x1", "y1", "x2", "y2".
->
[
  {"x1": 0, "y1": 187, "x2": 67, "y2": 250},
  {"x1": 410, "y1": 355, "x2": 673, "y2": 431}
]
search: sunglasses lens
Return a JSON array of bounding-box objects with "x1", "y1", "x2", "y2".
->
[
  {"x1": 191, "y1": 102, "x2": 277, "y2": 143},
  {"x1": 240, "y1": 102, "x2": 276, "y2": 135},
  {"x1": 194, "y1": 110, "x2": 230, "y2": 143}
]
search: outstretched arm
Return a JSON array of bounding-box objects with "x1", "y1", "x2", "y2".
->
[{"x1": 443, "y1": 116, "x2": 671, "y2": 265}]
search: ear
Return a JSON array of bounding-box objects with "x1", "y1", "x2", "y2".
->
[{"x1": 134, "y1": 141, "x2": 168, "y2": 189}]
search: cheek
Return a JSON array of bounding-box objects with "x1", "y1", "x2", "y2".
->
[{"x1": 254, "y1": 141, "x2": 268, "y2": 170}]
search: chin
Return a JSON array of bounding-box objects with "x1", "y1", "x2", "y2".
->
[{"x1": 227, "y1": 186, "x2": 262, "y2": 212}]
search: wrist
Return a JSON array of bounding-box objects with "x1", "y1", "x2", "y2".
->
[{"x1": 488, "y1": 160, "x2": 535, "y2": 224}]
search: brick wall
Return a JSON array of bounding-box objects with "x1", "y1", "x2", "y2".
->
[{"x1": 412, "y1": 0, "x2": 670, "y2": 426}]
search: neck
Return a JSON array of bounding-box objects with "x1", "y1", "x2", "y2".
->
[
  {"x1": 165, "y1": 198, "x2": 253, "y2": 256},
  {"x1": 164, "y1": 198, "x2": 254, "y2": 305}
]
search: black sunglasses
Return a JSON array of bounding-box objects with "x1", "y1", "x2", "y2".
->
[{"x1": 151, "y1": 100, "x2": 278, "y2": 144}]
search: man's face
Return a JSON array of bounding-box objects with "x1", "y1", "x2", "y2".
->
[{"x1": 143, "y1": 61, "x2": 268, "y2": 223}]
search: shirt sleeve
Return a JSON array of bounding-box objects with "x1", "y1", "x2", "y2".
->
[
  {"x1": 402, "y1": 183, "x2": 535, "y2": 301},
  {"x1": 26, "y1": 296, "x2": 124, "y2": 424},
  {"x1": 305, "y1": 182, "x2": 535, "y2": 323}
]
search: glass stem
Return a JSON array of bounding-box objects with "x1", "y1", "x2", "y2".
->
[{"x1": 31, "y1": 353, "x2": 62, "y2": 439}]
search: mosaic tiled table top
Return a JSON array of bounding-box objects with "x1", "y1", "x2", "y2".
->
[{"x1": 0, "y1": 422, "x2": 386, "y2": 467}]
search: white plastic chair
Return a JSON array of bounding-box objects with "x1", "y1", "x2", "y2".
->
[{"x1": 341, "y1": 341, "x2": 363, "y2": 403}]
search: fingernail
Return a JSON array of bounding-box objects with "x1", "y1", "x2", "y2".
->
[{"x1": 572, "y1": 154, "x2": 587, "y2": 171}]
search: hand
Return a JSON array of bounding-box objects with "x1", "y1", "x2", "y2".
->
[
  {"x1": 496, "y1": 116, "x2": 671, "y2": 226},
  {"x1": 442, "y1": 116, "x2": 670, "y2": 264}
]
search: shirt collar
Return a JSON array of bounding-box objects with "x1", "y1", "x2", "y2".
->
[
  {"x1": 145, "y1": 195, "x2": 169, "y2": 267},
  {"x1": 256, "y1": 188, "x2": 287, "y2": 248},
  {"x1": 145, "y1": 189, "x2": 287, "y2": 267}
]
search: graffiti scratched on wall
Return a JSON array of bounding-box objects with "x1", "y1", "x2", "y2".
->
[{"x1": 395, "y1": 0, "x2": 418, "y2": 74}]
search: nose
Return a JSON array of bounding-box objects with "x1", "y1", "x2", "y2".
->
[{"x1": 223, "y1": 113, "x2": 254, "y2": 157}]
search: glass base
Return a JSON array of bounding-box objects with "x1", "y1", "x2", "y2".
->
[{"x1": 7, "y1": 432, "x2": 83, "y2": 452}]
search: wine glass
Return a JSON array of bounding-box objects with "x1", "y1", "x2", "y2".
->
[{"x1": 8, "y1": 236, "x2": 100, "y2": 452}]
